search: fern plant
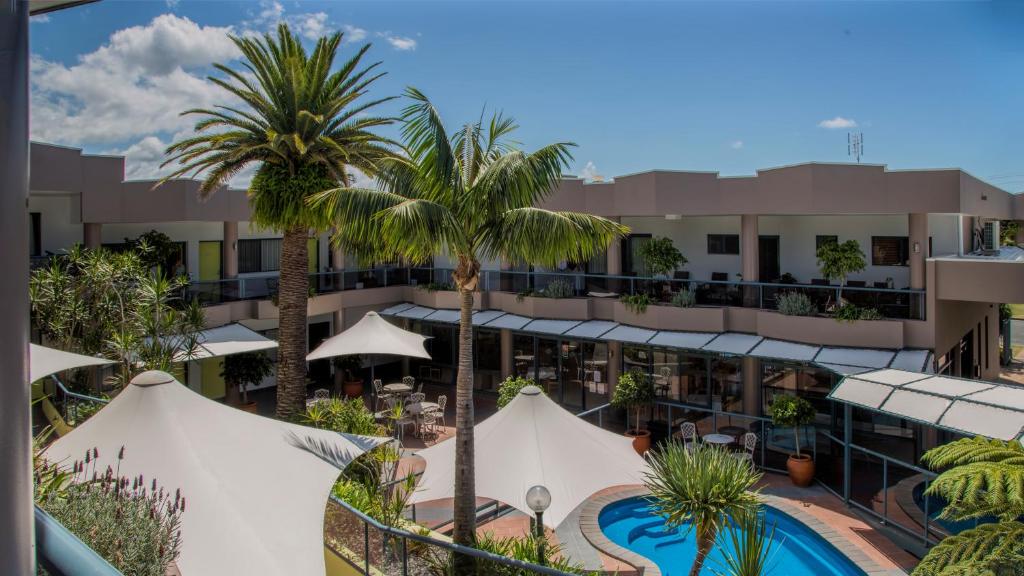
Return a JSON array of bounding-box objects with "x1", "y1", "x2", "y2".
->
[{"x1": 620, "y1": 293, "x2": 652, "y2": 314}]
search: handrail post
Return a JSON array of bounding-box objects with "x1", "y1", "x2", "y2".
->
[
  {"x1": 364, "y1": 520, "x2": 370, "y2": 574},
  {"x1": 882, "y1": 459, "x2": 888, "y2": 524},
  {"x1": 923, "y1": 478, "x2": 931, "y2": 547},
  {"x1": 383, "y1": 267, "x2": 388, "y2": 287}
]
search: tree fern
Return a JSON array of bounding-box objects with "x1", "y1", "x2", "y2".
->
[
  {"x1": 912, "y1": 521, "x2": 1024, "y2": 576},
  {"x1": 923, "y1": 437, "x2": 1024, "y2": 522}
]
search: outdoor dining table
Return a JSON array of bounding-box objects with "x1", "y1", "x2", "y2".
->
[
  {"x1": 702, "y1": 433, "x2": 734, "y2": 446},
  {"x1": 383, "y1": 382, "x2": 412, "y2": 395},
  {"x1": 405, "y1": 401, "x2": 440, "y2": 437}
]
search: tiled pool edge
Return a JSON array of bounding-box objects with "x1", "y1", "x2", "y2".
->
[{"x1": 578, "y1": 487, "x2": 897, "y2": 576}]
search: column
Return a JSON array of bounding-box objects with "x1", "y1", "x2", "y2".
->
[
  {"x1": 83, "y1": 222, "x2": 102, "y2": 249},
  {"x1": 607, "y1": 341, "x2": 622, "y2": 398},
  {"x1": 0, "y1": 1, "x2": 33, "y2": 572},
  {"x1": 742, "y1": 356, "x2": 761, "y2": 417},
  {"x1": 222, "y1": 221, "x2": 238, "y2": 279},
  {"x1": 741, "y1": 215, "x2": 759, "y2": 282},
  {"x1": 606, "y1": 219, "x2": 622, "y2": 294},
  {"x1": 909, "y1": 213, "x2": 928, "y2": 290},
  {"x1": 500, "y1": 329, "x2": 513, "y2": 380},
  {"x1": 330, "y1": 244, "x2": 345, "y2": 271}
]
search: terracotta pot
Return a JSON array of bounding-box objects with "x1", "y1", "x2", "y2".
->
[
  {"x1": 342, "y1": 379, "x2": 364, "y2": 399},
  {"x1": 626, "y1": 429, "x2": 651, "y2": 455},
  {"x1": 238, "y1": 402, "x2": 259, "y2": 414},
  {"x1": 787, "y1": 454, "x2": 815, "y2": 487}
]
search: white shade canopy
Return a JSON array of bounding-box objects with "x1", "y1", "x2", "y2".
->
[
  {"x1": 306, "y1": 311, "x2": 430, "y2": 361},
  {"x1": 29, "y1": 343, "x2": 114, "y2": 383},
  {"x1": 410, "y1": 386, "x2": 648, "y2": 528},
  {"x1": 43, "y1": 370, "x2": 387, "y2": 576},
  {"x1": 189, "y1": 323, "x2": 278, "y2": 360}
]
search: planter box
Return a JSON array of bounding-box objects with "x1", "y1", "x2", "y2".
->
[
  {"x1": 491, "y1": 291, "x2": 591, "y2": 320},
  {"x1": 613, "y1": 301, "x2": 725, "y2": 332},
  {"x1": 756, "y1": 310, "x2": 904, "y2": 349},
  {"x1": 411, "y1": 289, "x2": 484, "y2": 310}
]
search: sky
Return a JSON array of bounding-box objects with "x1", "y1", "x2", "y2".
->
[{"x1": 28, "y1": 0, "x2": 1024, "y2": 191}]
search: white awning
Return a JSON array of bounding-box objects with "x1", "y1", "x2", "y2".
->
[
  {"x1": 889, "y1": 349, "x2": 931, "y2": 372},
  {"x1": 521, "y1": 319, "x2": 581, "y2": 336},
  {"x1": 43, "y1": 370, "x2": 388, "y2": 576},
  {"x1": 484, "y1": 314, "x2": 532, "y2": 330},
  {"x1": 564, "y1": 320, "x2": 618, "y2": 339},
  {"x1": 379, "y1": 303, "x2": 416, "y2": 316},
  {"x1": 396, "y1": 306, "x2": 435, "y2": 319},
  {"x1": 703, "y1": 333, "x2": 763, "y2": 355},
  {"x1": 829, "y1": 369, "x2": 1024, "y2": 441},
  {"x1": 814, "y1": 347, "x2": 894, "y2": 369},
  {"x1": 749, "y1": 339, "x2": 819, "y2": 363},
  {"x1": 648, "y1": 330, "x2": 717, "y2": 350},
  {"x1": 307, "y1": 311, "x2": 430, "y2": 361},
  {"x1": 29, "y1": 343, "x2": 115, "y2": 383},
  {"x1": 424, "y1": 309, "x2": 461, "y2": 324},
  {"x1": 600, "y1": 325, "x2": 656, "y2": 344},
  {"x1": 190, "y1": 323, "x2": 278, "y2": 360},
  {"x1": 472, "y1": 310, "x2": 507, "y2": 326}
]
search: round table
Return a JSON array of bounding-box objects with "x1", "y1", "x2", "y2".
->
[
  {"x1": 383, "y1": 383, "x2": 412, "y2": 394},
  {"x1": 405, "y1": 401, "x2": 439, "y2": 415},
  {"x1": 703, "y1": 433, "x2": 734, "y2": 446},
  {"x1": 718, "y1": 425, "x2": 747, "y2": 438}
]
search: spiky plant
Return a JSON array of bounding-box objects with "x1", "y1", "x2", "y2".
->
[
  {"x1": 310, "y1": 87, "x2": 626, "y2": 564},
  {"x1": 912, "y1": 437, "x2": 1024, "y2": 576},
  {"x1": 161, "y1": 23, "x2": 396, "y2": 420},
  {"x1": 645, "y1": 441, "x2": 763, "y2": 576},
  {"x1": 711, "y1": 510, "x2": 780, "y2": 576}
]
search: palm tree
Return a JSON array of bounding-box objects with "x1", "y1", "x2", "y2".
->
[
  {"x1": 160, "y1": 24, "x2": 396, "y2": 419},
  {"x1": 913, "y1": 437, "x2": 1024, "y2": 576},
  {"x1": 311, "y1": 87, "x2": 627, "y2": 557},
  {"x1": 645, "y1": 442, "x2": 762, "y2": 576}
]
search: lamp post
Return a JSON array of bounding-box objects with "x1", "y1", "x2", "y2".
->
[{"x1": 525, "y1": 485, "x2": 551, "y2": 566}]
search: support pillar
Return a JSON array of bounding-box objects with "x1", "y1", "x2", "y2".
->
[
  {"x1": 500, "y1": 329, "x2": 513, "y2": 380},
  {"x1": 0, "y1": 1, "x2": 33, "y2": 572},
  {"x1": 741, "y1": 215, "x2": 759, "y2": 306},
  {"x1": 83, "y1": 222, "x2": 102, "y2": 249},
  {"x1": 607, "y1": 341, "x2": 622, "y2": 398},
  {"x1": 742, "y1": 356, "x2": 760, "y2": 417},
  {"x1": 606, "y1": 219, "x2": 622, "y2": 293},
  {"x1": 909, "y1": 213, "x2": 927, "y2": 290},
  {"x1": 222, "y1": 221, "x2": 238, "y2": 279},
  {"x1": 330, "y1": 244, "x2": 345, "y2": 271}
]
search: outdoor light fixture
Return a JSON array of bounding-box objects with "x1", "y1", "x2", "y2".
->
[
  {"x1": 913, "y1": 242, "x2": 921, "y2": 254},
  {"x1": 525, "y1": 485, "x2": 551, "y2": 565},
  {"x1": 665, "y1": 214, "x2": 682, "y2": 221}
]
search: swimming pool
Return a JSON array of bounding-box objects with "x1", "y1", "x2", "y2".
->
[{"x1": 598, "y1": 496, "x2": 866, "y2": 576}]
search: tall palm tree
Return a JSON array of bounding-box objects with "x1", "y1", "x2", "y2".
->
[
  {"x1": 160, "y1": 24, "x2": 396, "y2": 419},
  {"x1": 645, "y1": 442, "x2": 762, "y2": 576},
  {"x1": 913, "y1": 437, "x2": 1024, "y2": 576},
  {"x1": 311, "y1": 87, "x2": 627, "y2": 557}
]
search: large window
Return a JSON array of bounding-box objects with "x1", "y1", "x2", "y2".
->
[
  {"x1": 239, "y1": 238, "x2": 282, "y2": 273},
  {"x1": 622, "y1": 234, "x2": 652, "y2": 276},
  {"x1": 871, "y1": 236, "x2": 909, "y2": 266},
  {"x1": 512, "y1": 335, "x2": 535, "y2": 379},
  {"x1": 473, "y1": 328, "x2": 502, "y2": 392},
  {"x1": 707, "y1": 234, "x2": 740, "y2": 255}
]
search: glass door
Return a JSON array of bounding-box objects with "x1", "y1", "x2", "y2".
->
[
  {"x1": 560, "y1": 340, "x2": 584, "y2": 410},
  {"x1": 537, "y1": 338, "x2": 561, "y2": 402}
]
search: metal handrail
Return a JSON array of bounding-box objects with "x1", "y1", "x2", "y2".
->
[
  {"x1": 50, "y1": 375, "x2": 108, "y2": 405},
  {"x1": 35, "y1": 505, "x2": 123, "y2": 576}
]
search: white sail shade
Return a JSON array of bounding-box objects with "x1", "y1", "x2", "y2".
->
[
  {"x1": 29, "y1": 343, "x2": 114, "y2": 383},
  {"x1": 306, "y1": 311, "x2": 430, "y2": 361}
]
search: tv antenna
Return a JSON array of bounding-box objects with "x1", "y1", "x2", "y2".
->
[{"x1": 848, "y1": 132, "x2": 864, "y2": 163}]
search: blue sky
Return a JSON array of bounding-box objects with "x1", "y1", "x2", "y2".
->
[{"x1": 29, "y1": 0, "x2": 1024, "y2": 190}]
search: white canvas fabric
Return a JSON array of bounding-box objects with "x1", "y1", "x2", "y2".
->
[
  {"x1": 410, "y1": 386, "x2": 648, "y2": 528},
  {"x1": 190, "y1": 323, "x2": 278, "y2": 360},
  {"x1": 29, "y1": 343, "x2": 114, "y2": 383},
  {"x1": 307, "y1": 311, "x2": 430, "y2": 361},
  {"x1": 43, "y1": 370, "x2": 387, "y2": 576}
]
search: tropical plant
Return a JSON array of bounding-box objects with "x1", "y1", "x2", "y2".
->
[
  {"x1": 1001, "y1": 220, "x2": 1020, "y2": 247},
  {"x1": 423, "y1": 531, "x2": 592, "y2": 575},
  {"x1": 611, "y1": 370, "x2": 654, "y2": 433},
  {"x1": 542, "y1": 278, "x2": 574, "y2": 299},
  {"x1": 299, "y1": 397, "x2": 385, "y2": 436},
  {"x1": 776, "y1": 291, "x2": 816, "y2": 317},
  {"x1": 671, "y1": 288, "x2": 696, "y2": 308},
  {"x1": 638, "y1": 236, "x2": 686, "y2": 277},
  {"x1": 333, "y1": 354, "x2": 364, "y2": 381},
  {"x1": 496, "y1": 375, "x2": 541, "y2": 408},
  {"x1": 620, "y1": 293, "x2": 652, "y2": 314},
  {"x1": 221, "y1": 351, "x2": 273, "y2": 405},
  {"x1": 161, "y1": 24, "x2": 397, "y2": 420},
  {"x1": 645, "y1": 442, "x2": 763, "y2": 576},
  {"x1": 125, "y1": 230, "x2": 183, "y2": 275},
  {"x1": 711, "y1": 510, "x2": 780, "y2": 576},
  {"x1": 767, "y1": 394, "x2": 815, "y2": 458},
  {"x1": 30, "y1": 246, "x2": 205, "y2": 387},
  {"x1": 815, "y1": 239, "x2": 866, "y2": 302},
  {"x1": 833, "y1": 303, "x2": 884, "y2": 322},
  {"x1": 913, "y1": 437, "x2": 1024, "y2": 576},
  {"x1": 310, "y1": 87, "x2": 625, "y2": 557}
]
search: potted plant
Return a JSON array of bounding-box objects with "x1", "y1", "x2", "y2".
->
[
  {"x1": 612, "y1": 370, "x2": 655, "y2": 454},
  {"x1": 638, "y1": 236, "x2": 686, "y2": 301},
  {"x1": 815, "y1": 238, "x2": 866, "y2": 305},
  {"x1": 221, "y1": 351, "x2": 274, "y2": 414},
  {"x1": 768, "y1": 394, "x2": 817, "y2": 486},
  {"x1": 334, "y1": 354, "x2": 364, "y2": 398}
]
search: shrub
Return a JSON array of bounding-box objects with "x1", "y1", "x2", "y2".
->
[
  {"x1": 612, "y1": 370, "x2": 654, "y2": 432},
  {"x1": 620, "y1": 293, "x2": 652, "y2": 314},
  {"x1": 542, "y1": 278, "x2": 574, "y2": 299},
  {"x1": 497, "y1": 376, "x2": 542, "y2": 408},
  {"x1": 815, "y1": 239, "x2": 866, "y2": 301},
  {"x1": 638, "y1": 236, "x2": 687, "y2": 277},
  {"x1": 671, "y1": 288, "x2": 696, "y2": 308},
  {"x1": 776, "y1": 292, "x2": 816, "y2": 317},
  {"x1": 858, "y1": 307, "x2": 884, "y2": 321},
  {"x1": 833, "y1": 303, "x2": 884, "y2": 322},
  {"x1": 299, "y1": 397, "x2": 385, "y2": 436},
  {"x1": 424, "y1": 532, "x2": 592, "y2": 575},
  {"x1": 767, "y1": 394, "x2": 815, "y2": 457},
  {"x1": 778, "y1": 272, "x2": 798, "y2": 284},
  {"x1": 221, "y1": 351, "x2": 273, "y2": 404}
]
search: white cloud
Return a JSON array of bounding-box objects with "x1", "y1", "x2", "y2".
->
[
  {"x1": 378, "y1": 32, "x2": 417, "y2": 51},
  {"x1": 730, "y1": 140, "x2": 744, "y2": 150},
  {"x1": 342, "y1": 24, "x2": 368, "y2": 43},
  {"x1": 290, "y1": 12, "x2": 329, "y2": 40},
  {"x1": 165, "y1": 0, "x2": 180, "y2": 8},
  {"x1": 579, "y1": 161, "x2": 600, "y2": 181},
  {"x1": 818, "y1": 116, "x2": 857, "y2": 129}
]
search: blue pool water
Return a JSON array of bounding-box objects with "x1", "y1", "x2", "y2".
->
[{"x1": 599, "y1": 497, "x2": 866, "y2": 576}]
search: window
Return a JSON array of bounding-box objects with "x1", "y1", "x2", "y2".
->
[
  {"x1": 707, "y1": 234, "x2": 739, "y2": 255},
  {"x1": 29, "y1": 213, "x2": 41, "y2": 256},
  {"x1": 815, "y1": 235, "x2": 838, "y2": 251},
  {"x1": 622, "y1": 234, "x2": 651, "y2": 275},
  {"x1": 238, "y1": 238, "x2": 282, "y2": 273},
  {"x1": 871, "y1": 236, "x2": 909, "y2": 266}
]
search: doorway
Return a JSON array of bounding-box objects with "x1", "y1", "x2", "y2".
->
[
  {"x1": 758, "y1": 236, "x2": 780, "y2": 282},
  {"x1": 307, "y1": 321, "x2": 332, "y2": 386}
]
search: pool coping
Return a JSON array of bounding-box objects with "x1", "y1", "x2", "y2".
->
[{"x1": 579, "y1": 487, "x2": 894, "y2": 576}]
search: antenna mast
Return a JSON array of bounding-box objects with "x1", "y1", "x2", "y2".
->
[{"x1": 848, "y1": 132, "x2": 864, "y2": 163}]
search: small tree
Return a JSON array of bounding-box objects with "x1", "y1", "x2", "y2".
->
[
  {"x1": 815, "y1": 239, "x2": 866, "y2": 302},
  {"x1": 221, "y1": 351, "x2": 273, "y2": 406},
  {"x1": 611, "y1": 370, "x2": 655, "y2": 433},
  {"x1": 496, "y1": 375, "x2": 541, "y2": 408},
  {"x1": 638, "y1": 236, "x2": 686, "y2": 277},
  {"x1": 767, "y1": 394, "x2": 815, "y2": 458}
]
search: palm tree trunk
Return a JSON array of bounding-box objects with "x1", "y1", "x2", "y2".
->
[
  {"x1": 275, "y1": 226, "x2": 309, "y2": 420},
  {"x1": 452, "y1": 286, "x2": 477, "y2": 573},
  {"x1": 689, "y1": 524, "x2": 717, "y2": 576}
]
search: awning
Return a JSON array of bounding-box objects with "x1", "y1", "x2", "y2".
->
[
  {"x1": 703, "y1": 333, "x2": 763, "y2": 355},
  {"x1": 486, "y1": 314, "x2": 532, "y2": 330},
  {"x1": 649, "y1": 330, "x2": 717, "y2": 350},
  {"x1": 396, "y1": 306, "x2": 434, "y2": 319},
  {"x1": 828, "y1": 369, "x2": 1024, "y2": 441},
  {"x1": 814, "y1": 347, "x2": 894, "y2": 369},
  {"x1": 29, "y1": 343, "x2": 115, "y2": 383},
  {"x1": 190, "y1": 323, "x2": 278, "y2": 360},
  {"x1": 307, "y1": 311, "x2": 430, "y2": 361},
  {"x1": 749, "y1": 339, "x2": 819, "y2": 363},
  {"x1": 424, "y1": 309, "x2": 461, "y2": 324},
  {"x1": 521, "y1": 319, "x2": 581, "y2": 336},
  {"x1": 564, "y1": 320, "x2": 618, "y2": 339},
  {"x1": 600, "y1": 325, "x2": 656, "y2": 344}
]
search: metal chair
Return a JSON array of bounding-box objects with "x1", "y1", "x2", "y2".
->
[
  {"x1": 314, "y1": 388, "x2": 330, "y2": 400},
  {"x1": 373, "y1": 379, "x2": 391, "y2": 411},
  {"x1": 430, "y1": 395, "x2": 447, "y2": 429},
  {"x1": 680, "y1": 422, "x2": 699, "y2": 452},
  {"x1": 420, "y1": 411, "x2": 438, "y2": 440},
  {"x1": 402, "y1": 375, "x2": 415, "y2": 387},
  {"x1": 732, "y1": 432, "x2": 758, "y2": 467},
  {"x1": 407, "y1": 392, "x2": 426, "y2": 405}
]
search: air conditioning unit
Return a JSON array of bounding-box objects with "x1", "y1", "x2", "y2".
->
[{"x1": 982, "y1": 221, "x2": 1000, "y2": 252}]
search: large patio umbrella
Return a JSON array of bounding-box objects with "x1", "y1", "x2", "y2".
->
[
  {"x1": 410, "y1": 386, "x2": 648, "y2": 528},
  {"x1": 165, "y1": 322, "x2": 278, "y2": 361},
  {"x1": 43, "y1": 370, "x2": 388, "y2": 576},
  {"x1": 29, "y1": 343, "x2": 115, "y2": 383},
  {"x1": 306, "y1": 311, "x2": 430, "y2": 383}
]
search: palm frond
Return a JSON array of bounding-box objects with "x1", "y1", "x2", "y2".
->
[{"x1": 482, "y1": 208, "x2": 627, "y2": 267}]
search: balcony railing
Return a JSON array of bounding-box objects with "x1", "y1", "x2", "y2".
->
[{"x1": 185, "y1": 267, "x2": 926, "y2": 320}]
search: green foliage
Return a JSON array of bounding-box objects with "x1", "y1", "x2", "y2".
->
[
  {"x1": 858, "y1": 307, "x2": 884, "y2": 320},
  {"x1": 30, "y1": 246, "x2": 205, "y2": 387},
  {"x1": 912, "y1": 521, "x2": 1024, "y2": 576},
  {"x1": 671, "y1": 288, "x2": 696, "y2": 308},
  {"x1": 542, "y1": 278, "x2": 575, "y2": 298},
  {"x1": 815, "y1": 239, "x2": 866, "y2": 299},
  {"x1": 620, "y1": 293, "x2": 652, "y2": 314},
  {"x1": 778, "y1": 272, "x2": 798, "y2": 284},
  {"x1": 834, "y1": 303, "x2": 884, "y2": 322},
  {"x1": 299, "y1": 397, "x2": 386, "y2": 437},
  {"x1": 418, "y1": 282, "x2": 456, "y2": 292},
  {"x1": 35, "y1": 449, "x2": 184, "y2": 576},
  {"x1": 776, "y1": 291, "x2": 816, "y2": 316},
  {"x1": 423, "y1": 532, "x2": 593, "y2": 575},
  {"x1": 638, "y1": 236, "x2": 687, "y2": 277},
  {"x1": 767, "y1": 394, "x2": 815, "y2": 457},
  {"x1": 645, "y1": 442, "x2": 763, "y2": 576},
  {"x1": 612, "y1": 370, "x2": 654, "y2": 431},
  {"x1": 497, "y1": 376, "x2": 541, "y2": 408},
  {"x1": 248, "y1": 162, "x2": 339, "y2": 232},
  {"x1": 220, "y1": 351, "x2": 273, "y2": 403},
  {"x1": 711, "y1": 511, "x2": 780, "y2": 576},
  {"x1": 1001, "y1": 220, "x2": 1020, "y2": 247},
  {"x1": 126, "y1": 230, "x2": 183, "y2": 275},
  {"x1": 333, "y1": 354, "x2": 364, "y2": 381}
]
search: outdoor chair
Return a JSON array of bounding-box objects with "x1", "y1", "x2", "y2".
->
[
  {"x1": 420, "y1": 411, "x2": 438, "y2": 440},
  {"x1": 408, "y1": 392, "x2": 426, "y2": 405},
  {"x1": 394, "y1": 409, "x2": 417, "y2": 442},
  {"x1": 307, "y1": 388, "x2": 330, "y2": 408},
  {"x1": 732, "y1": 432, "x2": 758, "y2": 467},
  {"x1": 402, "y1": 375, "x2": 415, "y2": 388},
  {"x1": 373, "y1": 379, "x2": 391, "y2": 411},
  {"x1": 680, "y1": 422, "x2": 699, "y2": 452},
  {"x1": 373, "y1": 395, "x2": 401, "y2": 421},
  {"x1": 430, "y1": 395, "x2": 447, "y2": 429}
]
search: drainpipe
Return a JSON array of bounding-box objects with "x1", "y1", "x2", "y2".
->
[{"x1": 0, "y1": 1, "x2": 34, "y2": 573}]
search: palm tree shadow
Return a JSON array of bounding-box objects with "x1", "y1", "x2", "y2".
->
[{"x1": 285, "y1": 430, "x2": 387, "y2": 469}]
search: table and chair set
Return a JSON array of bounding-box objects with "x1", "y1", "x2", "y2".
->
[
  {"x1": 675, "y1": 421, "x2": 758, "y2": 466},
  {"x1": 373, "y1": 376, "x2": 447, "y2": 441}
]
